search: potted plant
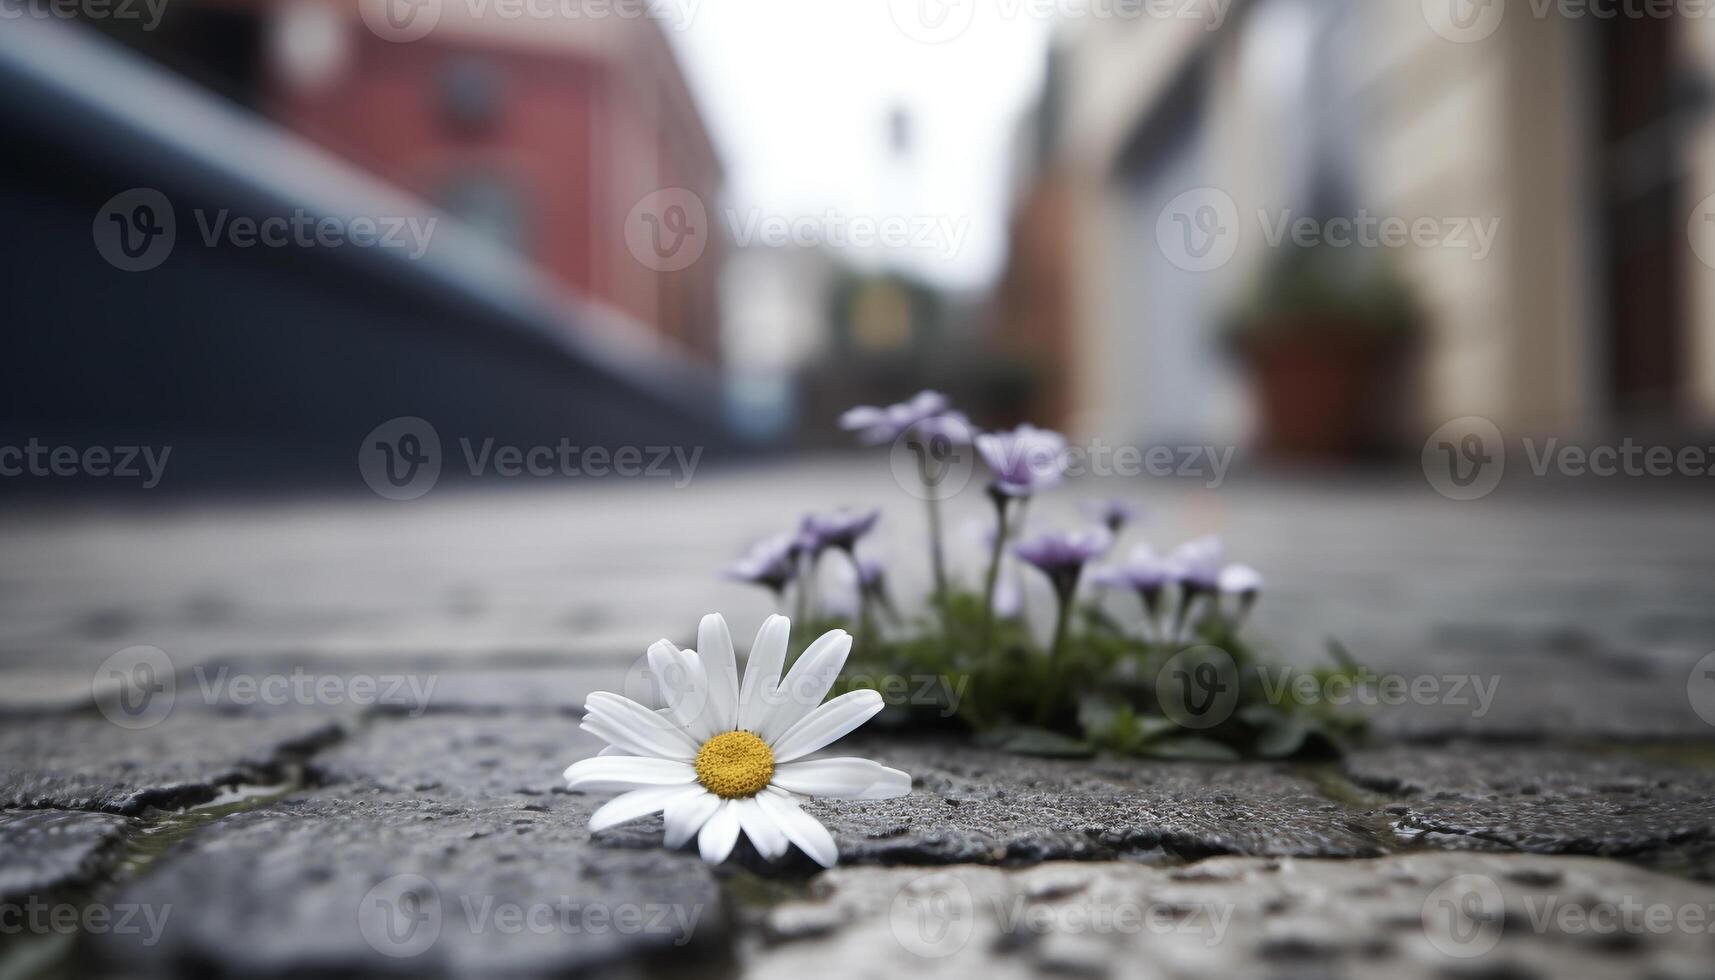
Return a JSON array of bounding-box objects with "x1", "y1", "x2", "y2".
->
[{"x1": 1222, "y1": 244, "x2": 1422, "y2": 459}]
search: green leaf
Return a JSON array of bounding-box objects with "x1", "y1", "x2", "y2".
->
[
  {"x1": 986, "y1": 726, "x2": 1096, "y2": 758},
  {"x1": 1141, "y1": 737, "x2": 1242, "y2": 761},
  {"x1": 1326, "y1": 637, "x2": 1359, "y2": 671},
  {"x1": 1253, "y1": 716, "x2": 1312, "y2": 758}
]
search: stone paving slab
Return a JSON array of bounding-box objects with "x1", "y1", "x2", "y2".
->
[
  {"x1": 84, "y1": 793, "x2": 728, "y2": 978},
  {"x1": 0, "y1": 810, "x2": 135, "y2": 901},
  {"x1": 1345, "y1": 743, "x2": 1715, "y2": 799},
  {"x1": 304, "y1": 714, "x2": 1385, "y2": 865},
  {"x1": 744, "y1": 853, "x2": 1715, "y2": 980},
  {"x1": 804, "y1": 737, "x2": 1384, "y2": 864},
  {"x1": 1346, "y1": 743, "x2": 1715, "y2": 878},
  {"x1": 306, "y1": 714, "x2": 598, "y2": 800},
  {"x1": 0, "y1": 712, "x2": 342, "y2": 814}
]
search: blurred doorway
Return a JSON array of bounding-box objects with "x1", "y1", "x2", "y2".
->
[{"x1": 1596, "y1": 12, "x2": 1691, "y2": 425}]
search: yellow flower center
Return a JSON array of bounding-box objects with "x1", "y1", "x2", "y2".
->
[{"x1": 694, "y1": 731, "x2": 775, "y2": 799}]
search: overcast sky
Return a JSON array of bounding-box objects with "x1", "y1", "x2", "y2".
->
[{"x1": 667, "y1": 0, "x2": 1054, "y2": 290}]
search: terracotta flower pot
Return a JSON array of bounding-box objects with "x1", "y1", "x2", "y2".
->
[{"x1": 1236, "y1": 316, "x2": 1408, "y2": 460}]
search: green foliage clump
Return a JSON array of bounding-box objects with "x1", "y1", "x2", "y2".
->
[{"x1": 798, "y1": 590, "x2": 1366, "y2": 761}]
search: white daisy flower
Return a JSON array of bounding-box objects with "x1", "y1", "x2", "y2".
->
[{"x1": 563, "y1": 613, "x2": 911, "y2": 867}]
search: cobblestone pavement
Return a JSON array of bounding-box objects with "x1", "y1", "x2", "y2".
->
[{"x1": 3, "y1": 461, "x2": 1714, "y2": 977}]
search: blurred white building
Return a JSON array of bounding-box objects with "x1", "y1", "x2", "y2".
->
[{"x1": 1027, "y1": 0, "x2": 1715, "y2": 445}]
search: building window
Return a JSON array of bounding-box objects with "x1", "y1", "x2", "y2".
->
[{"x1": 436, "y1": 172, "x2": 530, "y2": 255}]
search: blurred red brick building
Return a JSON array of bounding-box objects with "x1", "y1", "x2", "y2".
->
[{"x1": 98, "y1": 0, "x2": 724, "y2": 364}]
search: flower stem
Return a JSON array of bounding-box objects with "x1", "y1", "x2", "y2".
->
[
  {"x1": 1035, "y1": 588, "x2": 1076, "y2": 724},
  {"x1": 919, "y1": 456, "x2": 949, "y2": 606},
  {"x1": 840, "y1": 546, "x2": 871, "y2": 658},
  {"x1": 793, "y1": 552, "x2": 810, "y2": 626},
  {"x1": 977, "y1": 490, "x2": 1011, "y2": 664}
]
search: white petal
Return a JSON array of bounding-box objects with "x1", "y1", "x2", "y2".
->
[
  {"x1": 664, "y1": 790, "x2": 722, "y2": 849},
  {"x1": 580, "y1": 718, "x2": 688, "y2": 764},
  {"x1": 736, "y1": 615, "x2": 790, "y2": 732},
  {"x1": 698, "y1": 614, "x2": 741, "y2": 734},
  {"x1": 597, "y1": 745, "x2": 627, "y2": 757},
  {"x1": 732, "y1": 796, "x2": 790, "y2": 859},
  {"x1": 583, "y1": 692, "x2": 698, "y2": 760},
  {"x1": 757, "y1": 788, "x2": 838, "y2": 868},
  {"x1": 758, "y1": 628, "x2": 851, "y2": 743},
  {"x1": 563, "y1": 756, "x2": 696, "y2": 792},
  {"x1": 648, "y1": 640, "x2": 713, "y2": 737},
  {"x1": 697, "y1": 799, "x2": 740, "y2": 864},
  {"x1": 771, "y1": 758, "x2": 912, "y2": 799},
  {"x1": 589, "y1": 785, "x2": 701, "y2": 832},
  {"x1": 768, "y1": 690, "x2": 885, "y2": 763},
  {"x1": 586, "y1": 691, "x2": 699, "y2": 751}
]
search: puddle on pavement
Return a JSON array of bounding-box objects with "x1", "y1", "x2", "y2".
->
[{"x1": 0, "y1": 776, "x2": 299, "y2": 980}]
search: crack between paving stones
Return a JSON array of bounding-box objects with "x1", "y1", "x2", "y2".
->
[
  {"x1": 0, "y1": 776, "x2": 304, "y2": 980},
  {"x1": 0, "y1": 717, "x2": 361, "y2": 979}
]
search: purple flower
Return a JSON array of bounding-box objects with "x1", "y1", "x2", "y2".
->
[
  {"x1": 723, "y1": 533, "x2": 799, "y2": 594},
  {"x1": 1095, "y1": 544, "x2": 1172, "y2": 592},
  {"x1": 800, "y1": 508, "x2": 881, "y2": 553},
  {"x1": 1095, "y1": 543, "x2": 1174, "y2": 635},
  {"x1": 839, "y1": 390, "x2": 955, "y2": 445},
  {"x1": 855, "y1": 555, "x2": 886, "y2": 590},
  {"x1": 1218, "y1": 563, "x2": 1262, "y2": 628},
  {"x1": 910, "y1": 410, "x2": 974, "y2": 447},
  {"x1": 1168, "y1": 535, "x2": 1224, "y2": 591},
  {"x1": 976, "y1": 424, "x2": 1070, "y2": 497},
  {"x1": 1082, "y1": 498, "x2": 1139, "y2": 534},
  {"x1": 1013, "y1": 525, "x2": 1114, "y2": 597},
  {"x1": 1218, "y1": 564, "x2": 1262, "y2": 596}
]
